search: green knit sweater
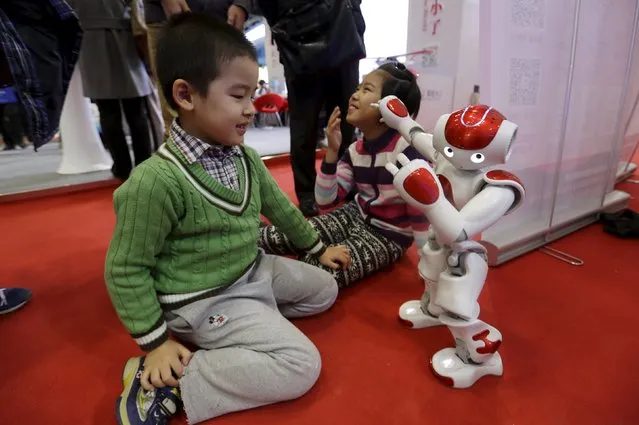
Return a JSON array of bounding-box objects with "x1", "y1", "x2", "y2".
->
[{"x1": 104, "y1": 140, "x2": 324, "y2": 351}]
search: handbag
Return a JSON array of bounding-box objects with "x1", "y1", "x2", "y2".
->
[
  {"x1": 270, "y1": 0, "x2": 366, "y2": 75},
  {"x1": 600, "y1": 209, "x2": 639, "y2": 238}
]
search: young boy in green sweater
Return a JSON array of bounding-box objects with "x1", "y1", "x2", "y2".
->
[{"x1": 104, "y1": 13, "x2": 351, "y2": 425}]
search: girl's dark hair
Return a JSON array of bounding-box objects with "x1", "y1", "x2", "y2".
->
[{"x1": 377, "y1": 62, "x2": 422, "y2": 119}]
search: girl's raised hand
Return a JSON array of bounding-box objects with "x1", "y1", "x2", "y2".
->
[{"x1": 325, "y1": 107, "x2": 342, "y2": 153}]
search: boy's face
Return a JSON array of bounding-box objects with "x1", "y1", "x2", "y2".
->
[
  {"x1": 346, "y1": 71, "x2": 385, "y2": 128},
  {"x1": 185, "y1": 57, "x2": 258, "y2": 146}
]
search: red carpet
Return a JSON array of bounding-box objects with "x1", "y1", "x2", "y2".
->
[{"x1": 1, "y1": 158, "x2": 638, "y2": 425}]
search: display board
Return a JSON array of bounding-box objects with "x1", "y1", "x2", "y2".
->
[{"x1": 479, "y1": 0, "x2": 638, "y2": 265}]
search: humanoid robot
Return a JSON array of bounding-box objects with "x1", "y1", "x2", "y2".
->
[{"x1": 376, "y1": 96, "x2": 525, "y2": 389}]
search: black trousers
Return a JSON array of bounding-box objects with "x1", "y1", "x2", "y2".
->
[
  {"x1": 260, "y1": 202, "x2": 405, "y2": 288},
  {"x1": 285, "y1": 61, "x2": 360, "y2": 202},
  {"x1": 94, "y1": 97, "x2": 152, "y2": 180}
]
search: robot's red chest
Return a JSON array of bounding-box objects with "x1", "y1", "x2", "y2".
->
[{"x1": 437, "y1": 174, "x2": 455, "y2": 205}]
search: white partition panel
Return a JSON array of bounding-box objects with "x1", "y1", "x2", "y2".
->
[
  {"x1": 479, "y1": 0, "x2": 637, "y2": 265},
  {"x1": 551, "y1": 0, "x2": 637, "y2": 228},
  {"x1": 616, "y1": 9, "x2": 639, "y2": 182},
  {"x1": 479, "y1": 0, "x2": 578, "y2": 258}
]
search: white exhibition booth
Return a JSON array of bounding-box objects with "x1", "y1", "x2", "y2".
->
[
  {"x1": 402, "y1": 0, "x2": 639, "y2": 265},
  {"x1": 478, "y1": 0, "x2": 639, "y2": 265},
  {"x1": 57, "y1": 0, "x2": 639, "y2": 266}
]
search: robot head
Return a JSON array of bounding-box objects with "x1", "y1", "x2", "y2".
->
[{"x1": 433, "y1": 105, "x2": 518, "y2": 170}]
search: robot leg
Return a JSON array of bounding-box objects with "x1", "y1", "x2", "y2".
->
[
  {"x1": 433, "y1": 247, "x2": 488, "y2": 320},
  {"x1": 398, "y1": 238, "x2": 447, "y2": 329},
  {"x1": 428, "y1": 252, "x2": 503, "y2": 388}
]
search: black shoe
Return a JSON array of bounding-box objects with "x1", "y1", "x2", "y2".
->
[{"x1": 299, "y1": 198, "x2": 319, "y2": 217}]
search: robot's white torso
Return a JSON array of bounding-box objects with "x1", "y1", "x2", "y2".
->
[{"x1": 432, "y1": 155, "x2": 486, "y2": 211}]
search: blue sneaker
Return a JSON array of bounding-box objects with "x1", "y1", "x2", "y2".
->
[
  {"x1": 116, "y1": 357, "x2": 181, "y2": 425},
  {"x1": 0, "y1": 288, "x2": 32, "y2": 314}
]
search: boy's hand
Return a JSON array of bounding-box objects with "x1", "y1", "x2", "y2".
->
[
  {"x1": 141, "y1": 339, "x2": 193, "y2": 390},
  {"x1": 319, "y1": 245, "x2": 351, "y2": 270},
  {"x1": 326, "y1": 107, "x2": 342, "y2": 153}
]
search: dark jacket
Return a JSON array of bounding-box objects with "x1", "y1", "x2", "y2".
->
[
  {"x1": 72, "y1": 0, "x2": 152, "y2": 99},
  {"x1": 144, "y1": 0, "x2": 254, "y2": 24},
  {"x1": 257, "y1": 0, "x2": 363, "y2": 33},
  {"x1": 257, "y1": 0, "x2": 365, "y2": 75}
]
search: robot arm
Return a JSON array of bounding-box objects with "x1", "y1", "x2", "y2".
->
[
  {"x1": 386, "y1": 155, "x2": 522, "y2": 246},
  {"x1": 456, "y1": 186, "x2": 515, "y2": 238},
  {"x1": 459, "y1": 169, "x2": 526, "y2": 236},
  {"x1": 376, "y1": 96, "x2": 438, "y2": 162}
]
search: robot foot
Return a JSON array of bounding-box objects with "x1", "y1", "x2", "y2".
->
[
  {"x1": 398, "y1": 300, "x2": 444, "y2": 329},
  {"x1": 429, "y1": 348, "x2": 503, "y2": 389}
]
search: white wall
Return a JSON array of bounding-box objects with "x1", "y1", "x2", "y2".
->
[{"x1": 359, "y1": 0, "x2": 410, "y2": 80}]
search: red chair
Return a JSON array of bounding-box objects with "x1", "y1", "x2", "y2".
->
[{"x1": 253, "y1": 93, "x2": 287, "y2": 127}]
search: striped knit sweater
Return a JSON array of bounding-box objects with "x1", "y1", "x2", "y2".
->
[{"x1": 315, "y1": 130, "x2": 430, "y2": 249}]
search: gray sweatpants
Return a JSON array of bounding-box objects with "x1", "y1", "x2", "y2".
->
[{"x1": 163, "y1": 251, "x2": 338, "y2": 423}]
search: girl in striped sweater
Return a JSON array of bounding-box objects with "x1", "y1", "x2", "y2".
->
[{"x1": 260, "y1": 62, "x2": 429, "y2": 287}]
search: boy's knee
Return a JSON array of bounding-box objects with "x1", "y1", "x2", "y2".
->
[{"x1": 281, "y1": 340, "x2": 322, "y2": 400}]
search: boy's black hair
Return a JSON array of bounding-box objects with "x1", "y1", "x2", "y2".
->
[
  {"x1": 377, "y1": 62, "x2": 422, "y2": 119},
  {"x1": 156, "y1": 12, "x2": 258, "y2": 110}
]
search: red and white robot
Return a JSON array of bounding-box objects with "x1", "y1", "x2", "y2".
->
[{"x1": 377, "y1": 96, "x2": 525, "y2": 388}]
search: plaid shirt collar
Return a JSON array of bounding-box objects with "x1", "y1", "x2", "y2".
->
[{"x1": 169, "y1": 120, "x2": 242, "y2": 165}]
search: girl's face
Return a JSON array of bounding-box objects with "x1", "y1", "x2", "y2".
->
[{"x1": 346, "y1": 71, "x2": 386, "y2": 128}]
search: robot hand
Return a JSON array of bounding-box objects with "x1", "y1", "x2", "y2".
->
[
  {"x1": 385, "y1": 154, "x2": 442, "y2": 211},
  {"x1": 375, "y1": 95, "x2": 414, "y2": 131},
  {"x1": 375, "y1": 96, "x2": 438, "y2": 162},
  {"x1": 386, "y1": 154, "x2": 466, "y2": 244}
]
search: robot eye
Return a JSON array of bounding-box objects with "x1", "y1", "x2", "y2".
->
[
  {"x1": 443, "y1": 146, "x2": 454, "y2": 158},
  {"x1": 471, "y1": 153, "x2": 485, "y2": 164}
]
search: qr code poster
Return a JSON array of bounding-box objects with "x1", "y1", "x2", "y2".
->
[
  {"x1": 509, "y1": 57, "x2": 541, "y2": 106},
  {"x1": 511, "y1": 0, "x2": 546, "y2": 30},
  {"x1": 420, "y1": 45, "x2": 439, "y2": 68}
]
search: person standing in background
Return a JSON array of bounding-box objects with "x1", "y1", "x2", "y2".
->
[
  {"x1": 255, "y1": 79, "x2": 269, "y2": 96},
  {"x1": 72, "y1": 0, "x2": 155, "y2": 181},
  {"x1": 144, "y1": 0, "x2": 252, "y2": 135},
  {"x1": 258, "y1": 0, "x2": 366, "y2": 217},
  {"x1": 131, "y1": 0, "x2": 165, "y2": 150}
]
